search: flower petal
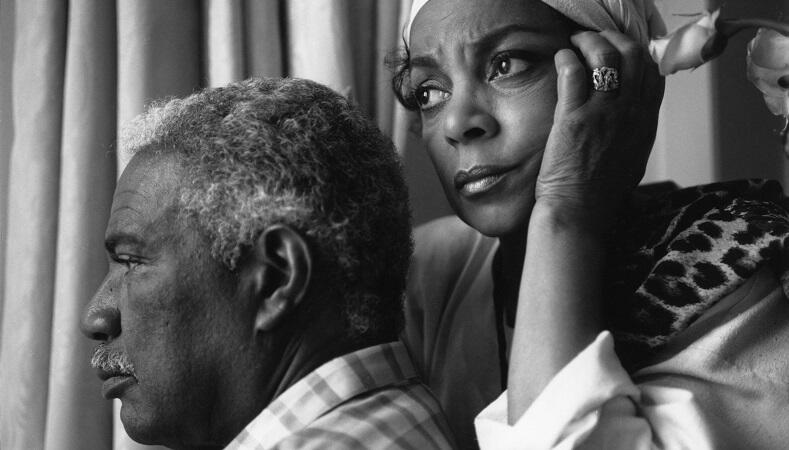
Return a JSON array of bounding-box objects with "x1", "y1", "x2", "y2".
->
[
  {"x1": 748, "y1": 28, "x2": 789, "y2": 70},
  {"x1": 746, "y1": 28, "x2": 789, "y2": 116},
  {"x1": 649, "y1": 10, "x2": 720, "y2": 75}
]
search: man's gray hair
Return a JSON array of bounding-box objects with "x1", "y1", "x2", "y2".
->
[{"x1": 119, "y1": 77, "x2": 412, "y2": 343}]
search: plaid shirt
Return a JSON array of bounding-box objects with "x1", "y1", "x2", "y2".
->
[{"x1": 225, "y1": 341, "x2": 456, "y2": 450}]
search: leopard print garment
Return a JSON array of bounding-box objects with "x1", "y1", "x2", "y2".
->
[{"x1": 605, "y1": 179, "x2": 789, "y2": 370}]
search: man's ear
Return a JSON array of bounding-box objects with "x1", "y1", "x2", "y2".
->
[{"x1": 239, "y1": 224, "x2": 312, "y2": 332}]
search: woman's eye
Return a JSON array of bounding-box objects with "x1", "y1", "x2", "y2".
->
[
  {"x1": 489, "y1": 53, "x2": 532, "y2": 81},
  {"x1": 415, "y1": 85, "x2": 450, "y2": 111}
]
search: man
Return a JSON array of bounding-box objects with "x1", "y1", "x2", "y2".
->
[{"x1": 81, "y1": 77, "x2": 455, "y2": 449}]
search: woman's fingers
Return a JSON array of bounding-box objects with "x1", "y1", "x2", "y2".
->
[
  {"x1": 556, "y1": 31, "x2": 648, "y2": 115},
  {"x1": 554, "y1": 49, "x2": 587, "y2": 117},
  {"x1": 599, "y1": 30, "x2": 644, "y2": 99},
  {"x1": 570, "y1": 31, "x2": 622, "y2": 70},
  {"x1": 642, "y1": 58, "x2": 665, "y2": 108},
  {"x1": 570, "y1": 31, "x2": 622, "y2": 97},
  {"x1": 640, "y1": 62, "x2": 665, "y2": 149}
]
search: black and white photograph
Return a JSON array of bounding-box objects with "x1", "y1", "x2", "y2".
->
[{"x1": 0, "y1": 0, "x2": 788, "y2": 449}]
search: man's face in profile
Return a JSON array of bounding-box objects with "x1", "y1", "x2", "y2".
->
[{"x1": 83, "y1": 152, "x2": 255, "y2": 446}]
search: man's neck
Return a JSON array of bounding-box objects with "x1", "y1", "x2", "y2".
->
[
  {"x1": 192, "y1": 309, "x2": 359, "y2": 449},
  {"x1": 269, "y1": 310, "x2": 361, "y2": 401}
]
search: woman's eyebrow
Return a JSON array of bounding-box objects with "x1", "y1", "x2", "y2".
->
[
  {"x1": 410, "y1": 54, "x2": 440, "y2": 71},
  {"x1": 469, "y1": 23, "x2": 543, "y2": 53},
  {"x1": 409, "y1": 23, "x2": 548, "y2": 70}
]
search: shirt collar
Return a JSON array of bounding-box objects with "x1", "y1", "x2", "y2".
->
[{"x1": 224, "y1": 341, "x2": 417, "y2": 449}]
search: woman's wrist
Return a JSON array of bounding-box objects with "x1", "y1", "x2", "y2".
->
[
  {"x1": 530, "y1": 194, "x2": 618, "y2": 238},
  {"x1": 509, "y1": 192, "x2": 608, "y2": 422}
]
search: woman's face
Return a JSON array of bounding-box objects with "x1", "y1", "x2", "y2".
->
[{"x1": 408, "y1": 0, "x2": 573, "y2": 237}]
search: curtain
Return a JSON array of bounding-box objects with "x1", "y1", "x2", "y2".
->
[{"x1": 0, "y1": 1, "x2": 424, "y2": 448}]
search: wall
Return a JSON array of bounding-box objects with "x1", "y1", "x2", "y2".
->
[{"x1": 645, "y1": 0, "x2": 788, "y2": 186}]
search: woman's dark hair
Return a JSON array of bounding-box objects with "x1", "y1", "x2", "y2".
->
[{"x1": 386, "y1": 41, "x2": 420, "y2": 111}]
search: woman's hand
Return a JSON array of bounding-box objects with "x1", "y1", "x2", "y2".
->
[
  {"x1": 535, "y1": 30, "x2": 665, "y2": 232},
  {"x1": 507, "y1": 31, "x2": 663, "y2": 424}
]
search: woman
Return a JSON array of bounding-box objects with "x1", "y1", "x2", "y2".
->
[{"x1": 394, "y1": 0, "x2": 789, "y2": 448}]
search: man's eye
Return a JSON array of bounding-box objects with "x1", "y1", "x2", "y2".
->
[
  {"x1": 489, "y1": 52, "x2": 532, "y2": 81},
  {"x1": 114, "y1": 254, "x2": 141, "y2": 269},
  {"x1": 414, "y1": 85, "x2": 450, "y2": 111}
]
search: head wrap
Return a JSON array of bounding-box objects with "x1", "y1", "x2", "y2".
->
[{"x1": 403, "y1": 0, "x2": 666, "y2": 48}]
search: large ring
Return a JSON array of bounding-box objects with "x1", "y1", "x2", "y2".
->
[{"x1": 592, "y1": 66, "x2": 620, "y2": 92}]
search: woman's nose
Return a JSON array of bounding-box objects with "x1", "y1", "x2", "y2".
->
[
  {"x1": 81, "y1": 279, "x2": 121, "y2": 342},
  {"x1": 443, "y1": 93, "x2": 499, "y2": 147}
]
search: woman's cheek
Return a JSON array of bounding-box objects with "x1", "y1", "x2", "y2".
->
[
  {"x1": 502, "y1": 76, "x2": 556, "y2": 128},
  {"x1": 424, "y1": 137, "x2": 461, "y2": 202}
]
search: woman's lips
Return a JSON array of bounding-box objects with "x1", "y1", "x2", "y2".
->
[
  {"x1": 454, "y1": 165, "x2": 516, "y2": 198},
  {"x1": 101, "y1": 375, "x2": 137, "y2": 399}
]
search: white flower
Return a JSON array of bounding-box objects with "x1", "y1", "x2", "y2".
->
[
  {"x1": 746, "y1": 28, "x2": 789, "y2": 117},
  {"x1": 649, "y1": 9, "x2": 720, "y2": 76}
]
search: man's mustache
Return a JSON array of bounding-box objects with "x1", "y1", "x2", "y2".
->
[{"x1": 91, "y1": 343, "x2": 136, "y2": 377}]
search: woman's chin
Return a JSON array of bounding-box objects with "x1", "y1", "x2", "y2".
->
[{"x1": 457, "y1": 202, "x2": 533, "y2": 238}]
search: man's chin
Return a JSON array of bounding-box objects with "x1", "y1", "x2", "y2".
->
[
  {"x1": 120, "y1": 406, "x2": 222, "y2": 450},
  {"x1": 118, "y1": 398, "x2": 168, "y2": 446}
]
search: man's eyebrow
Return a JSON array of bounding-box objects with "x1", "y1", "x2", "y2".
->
[
  {"x1": 114, "y1": 189, "x2": 150, "y2": 199},
  {"x1": 105, "y1": 233, "x2": 145, "y2": 253},
  {"x1": 110, "y1": 205, "x2": 142, "y2": 216}
]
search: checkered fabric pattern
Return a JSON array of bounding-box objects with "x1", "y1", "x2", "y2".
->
[{"x1": 224, "y1": 342, "x2": 456, "y2": 449}]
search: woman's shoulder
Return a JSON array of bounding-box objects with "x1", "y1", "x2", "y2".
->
[
  {"x1": 632, "y1": 266, "x2": 789, "y2": 448},
  {"x1": 609, "y1": 179, "x2": 789, "y2": 368},
  {"x1": 406, "y1": 215, "x2": 498, "y2": 327}
]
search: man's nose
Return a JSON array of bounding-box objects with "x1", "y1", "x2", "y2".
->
[
  {"x1": 443, "y1": 91, "x2": 499, "y2": 147},
  {"x1": 81, "y1": 277, "x2": 121, "y2": 342}
]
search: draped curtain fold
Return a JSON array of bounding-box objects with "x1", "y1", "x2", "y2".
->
[
  {"x1": 1, "y1": 1, "x2": 68, "y2": 448},
  {"x1": 46, "y1": 3, "x2": 117, "y2": 449},
  {"x1": 0, "y1": 1, "x2": 419, "y2": 448}
]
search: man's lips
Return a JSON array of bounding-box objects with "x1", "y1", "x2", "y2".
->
[
  {"x1": 101, "y1": 374, "x2": 136, "y2": 399},
  {"x1": 97, "y1": 368, "x2": 137, "y2": 399},
  {"x1": 454, "y1": 165, "x2": 517, "y2": 197}
]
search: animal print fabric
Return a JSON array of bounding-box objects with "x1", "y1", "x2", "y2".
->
[{"x1": 606, "y1": 179, "x2": 789, "y2": 370}]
